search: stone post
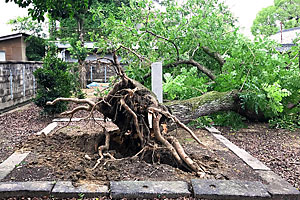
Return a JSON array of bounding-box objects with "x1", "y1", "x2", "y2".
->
[{"x1": 151, "y1": 62, "x2": 163, "y2": 103}]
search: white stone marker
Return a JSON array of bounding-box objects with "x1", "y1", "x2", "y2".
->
[{"x1": 151, "y1": 62, "x2": 163, "y2": 103}]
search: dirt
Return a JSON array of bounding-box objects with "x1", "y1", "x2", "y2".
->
[
  {"x1": 0, "y1": 103, "x2": 299, "y2": 192},
  {"x1": 218, "y1": 123, "x2": 300, "y2": 190},
  {"x1": 0, "y1": 104, "x2": 52, "y2": 163},
  {"x1": 3, "y1": 120, "x2": 262, "y2": 185}
]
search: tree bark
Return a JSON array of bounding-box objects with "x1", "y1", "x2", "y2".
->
[
  {"x1": 165, "y1": 90, "x2": 239, "y2": 124},
  {"x1": 78, "y1": 17, "x2": 87, "y2": 88}
]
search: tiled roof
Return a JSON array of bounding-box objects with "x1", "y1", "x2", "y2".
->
[
  {"x1": 270, "y1": 27, "x2": 300, "y2": 44},
  {"x1": 0, "y1": 33, "x2": 30, "y2": 41}
]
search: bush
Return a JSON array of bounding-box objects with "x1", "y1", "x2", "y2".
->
[{"x1": 34, "y1": 49, "x2": 78, "y2": 115}]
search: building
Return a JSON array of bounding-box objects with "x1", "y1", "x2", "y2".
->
[
  {"x1": 0, "y1": 33, "x2": 30, "y2": 61},
  {"x1": 55, "y1": 41, "x2": 120, "y2": 83},
  {"x1": 270, "y1": 27, "x2": 300, "y2": 52}
]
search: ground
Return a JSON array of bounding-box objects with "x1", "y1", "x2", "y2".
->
[
  {"x1": 0, "y1": 101, "x2": 299, "y2": 191},
  {"x1": 218, "y1": 124, "x2": 300, "y2": 190}
]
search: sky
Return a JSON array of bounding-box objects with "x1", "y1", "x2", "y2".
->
[
  {"x1": 0, "y1": 1, "x2": 29, "y2": 36},
  {"x1": 224, "y1": 0, "x2": 274, "y2": 38},
  {"x1": 0, "y1": 0, "x2": 274, "y2": 38}
]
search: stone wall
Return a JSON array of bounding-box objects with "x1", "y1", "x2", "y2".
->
[{"x1": 0, "y1": 61, "x2": 42, "y2": 112}]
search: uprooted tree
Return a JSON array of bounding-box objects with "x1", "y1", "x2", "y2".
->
[
  {"x1": 47, "y1": 52, "x2": 209, "y2": 175},
  {"x1": 13, "y1": 0, "x2": 300, "y2": 173}
]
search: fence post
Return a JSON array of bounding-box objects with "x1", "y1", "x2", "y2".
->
[
  {"x1": 90, "y1": 65, "x2": 93, "y2": 82},
  {"x1": 9, "y1": 69, "x2": 13, "y2": 100},
  {"x1": 23, "y1": 66, "x2": 26, "y2": 97},
  {"x1": 104, "y1": 65, "x2": 107, "y2": 83},
  {"x1": 151, "y1": 62, "x2": 163, "y2": 103}
]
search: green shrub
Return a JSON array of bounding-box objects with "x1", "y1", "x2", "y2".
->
[{"x1": 34, "y1": 49, "x2": 77, "y2": 115}]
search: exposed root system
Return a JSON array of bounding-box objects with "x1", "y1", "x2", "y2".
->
[{"x1": 47, "y1": 52, "x2": 207, "y2": 175}]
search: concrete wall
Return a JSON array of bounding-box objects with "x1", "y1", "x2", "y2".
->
[
  {"x1": 0, "y1": 61, "x2": 42, "y2": 112},
  {"x1": 0, "y1": 36, "x2": 27, "y2": 61}
]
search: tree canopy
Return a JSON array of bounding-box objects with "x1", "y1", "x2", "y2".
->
[
  {"x1": 7, "y1": 0, "x2": 300, "y2": 129},
  {"x1": 251, "y1": 0, "x2": 300, "y2": 37},
  {"x1": 90, "y1": 0, "x2": 300, "y2": 128}
]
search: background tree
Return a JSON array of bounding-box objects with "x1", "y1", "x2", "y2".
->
[
  {"x1": 6, "y1": 0, "x2": 96, "y2": 87},
  {"x1": 251, "y1": 0, "x2": 300, "y2": 37},
  {"x1": 8, "y1": 16, "x2": 46, "y2": 61},
  {"x1": 6, "y1": 0, "x2": 130, "y2": 88}
]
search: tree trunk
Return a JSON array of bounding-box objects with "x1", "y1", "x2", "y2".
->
[
  {"x1": 165, "y1": 90, "x2": 240, "y2": 124},
  {"x1": 166, "y1": 90, "x2": 267, "y2": 123},
  {"x1": 78, "y1": 17, "x2": 87, "y2": 89}
]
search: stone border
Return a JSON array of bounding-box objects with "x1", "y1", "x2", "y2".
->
[
  {"x1": 212, "y1": 133, "x2": 270, "y2": 170},
  {"x1": 0, "y1": 178, "x2": 299, "y2": 199},
  {"x1": 0, "y1": 124, "x2": 299, "y2": 199},
  {"x1": 0, "y1": 151, "x2": 30, "y2": 180},
  {"x1": 52, "y1": 117, "x2": 107, "y2": 122},
  {"x1": 36, "y1": 122, "x2": 58, "y2": 135},
  {"x1": 205, "y1": 126, "x2": 300, "y2": 200}
]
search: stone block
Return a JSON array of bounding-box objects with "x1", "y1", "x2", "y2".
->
[
  {"x1": 0, "y1": 151, "x2": 30, "y2": 180},
  {"x1": 191, "y1": 179, "x2": 271, "y2": 199},
  {"x1": 213, "y1": 133, "x2": 270, "y2": 170},
  {"x1": 36, "y1": 122, "x2": 58, "y2": 135},
  {"x1": 110, "y1": 181, "x2": 190, "y2": 199},
  {"x1": 0, "y1": 181, "x2": 53, "y2": 198},
  {"x1": 256, "y1": 170, "x2": 300, "y2": 200},
  {"x1": 51, "y1": 181, "x2": 108, "y2": 198}
]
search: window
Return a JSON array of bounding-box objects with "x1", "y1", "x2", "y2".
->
[{"x1": 0, "y1": 51, "x2": 5, "y2": 61}]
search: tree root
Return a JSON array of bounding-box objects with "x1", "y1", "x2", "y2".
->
[
  {"x1": 149, "y1": 107, "x2": 206, "y2": 147},
  {"x1": 46, "y1": 54, "x2": 210, "y2": 175}
]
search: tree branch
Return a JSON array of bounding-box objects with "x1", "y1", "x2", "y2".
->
[
  {"x1": 46, "y1": 97, "x2": 96, "y2": 107},
  {"x1": 117, "y1": 45, "x2": 151, "y2": 64},
  {"x1": 164, "y1": 59, "x2": 216, "y2": 80},
  {"x1": 202, "y1": 46, "x2": 225, "y2": 66},
  {"x1": 145, "y1": 30, "x2": 180, "y2": 61}
]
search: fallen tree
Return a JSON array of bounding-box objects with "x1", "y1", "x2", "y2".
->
[
  {"x1": 47, "y1": 53, "x2": 211, "y2": 176},
  {"x1": 46, "y1": 48, "x2": 293, "y2": 176}
]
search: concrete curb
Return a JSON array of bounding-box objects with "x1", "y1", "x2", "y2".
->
[
  {"x1": 0, "y1": 179, "x2": 299, "y2": 199},
  {"x1": 36, "y1": 122, "x2": 58, "y2": 135},
  {"x1": 0, "y1": 151, "x2": 30, "y2": 180},
  {"x1": 110, "y1": 181, "x2": 190, "y2": 199}
]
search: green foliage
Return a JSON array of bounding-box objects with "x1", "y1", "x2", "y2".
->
[
  {"x1": 125, "y1": 65, "x2": 150, "y2": 86},
  {"x1": 163, "y1": 67, "x2": 209, "y2": 100},
  {"x1": 190, "y1": 112, "x2": 246, "y2": 130},
  {"x1": 8, "y1": 16, "x2": 46, "y2": 61},
  {"x1": 251, "y1": 0, "x2": 300, "y2": 36},
  {"x1": 269, "y1": 113, "x2": 300, "y2": 131},
  {"x1": 189, "y1": 116, "x2": 213, "y2": 129},
  {"x1": 262, "y1": 82, "x2": 291, "y2": 114},
  {"x1": 34, "y1": 47, "x2": 78, "y2": 114},
  {"x1": 25, "y1": 36, "x2": 46, "y2": 61},
  {"x1": 210, "y1": 112, "x2": 247, "y2": 130},
  {"x1": 6, "y1": 0, "x2": 94, "y2": 21}
]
